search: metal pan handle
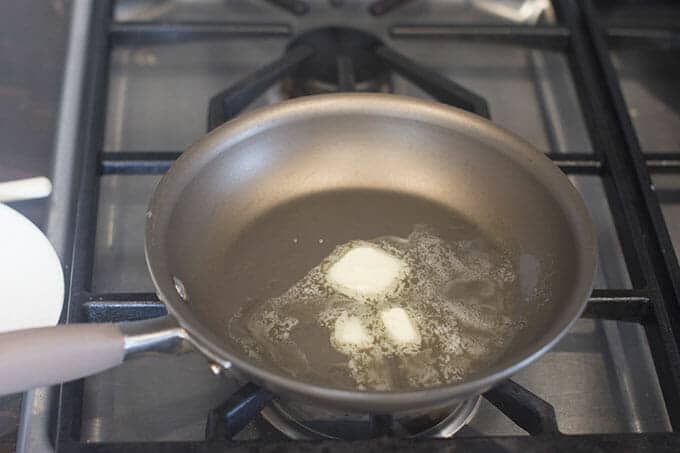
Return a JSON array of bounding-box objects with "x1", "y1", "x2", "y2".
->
[{"x1": 0, "y1": 316, "x2": 187, "y2": 396}]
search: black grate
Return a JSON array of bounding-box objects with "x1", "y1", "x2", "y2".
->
[
  {"x1": 52, "y1": 0, "x2": 680, "y2": 451},
  {"x1": 206, "y1": 25, "x2": 490, "y2": 130}
]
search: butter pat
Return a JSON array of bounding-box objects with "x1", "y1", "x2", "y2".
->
[
  {"x1": 333, "y1": 314, "x2": 373, "y2": 349},
  {"x1": 381, "y1": 307, "x2": 421, "y2": 346},
  {"x1": 326, "y1": 243, "x2": 408, "y2": 302}
]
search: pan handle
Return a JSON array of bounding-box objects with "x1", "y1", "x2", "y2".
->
[{"x1": 0, "y1": 316, "x2": 187, "y2": 396}]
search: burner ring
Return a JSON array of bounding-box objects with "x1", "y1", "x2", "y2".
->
[{"x1": 261, "y1": 395, "x2": 481, "y2": 440}]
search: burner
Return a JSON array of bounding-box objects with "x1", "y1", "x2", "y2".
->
[
  {"x1": 282, "y1": 27, "x2": 392, "y2": 97},
  {"x1": 207, "y1": 27, "x2": 488, "y2": 131},
  {"x1": 261, "y1": 396, "x2": 481, "y2": 439}
]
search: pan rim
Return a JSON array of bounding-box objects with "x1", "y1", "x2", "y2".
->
[{"x1": 145, "y1": 93, "x2": 597, "y2": 411}]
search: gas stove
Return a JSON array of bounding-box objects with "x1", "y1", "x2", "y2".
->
[{"x1": 18, "y1": 0, "x2": 680, "y2": 451}]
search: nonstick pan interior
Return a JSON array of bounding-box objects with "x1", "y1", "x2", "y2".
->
[{"x1": 145, "y1": 94, "x2": 596, "y2": 411}]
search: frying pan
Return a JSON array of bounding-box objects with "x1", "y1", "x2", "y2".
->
[{"x1": 0, "y1": 94, "x2": 596, "y2": 413}]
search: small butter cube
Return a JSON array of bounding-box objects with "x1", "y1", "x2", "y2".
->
[
  {"x1": 326, "y1": 243, "x2": 408, "y2": 302},
  {"x1": 381, "y1": 307, "x2": 421, "y2": 346},
  {"x1": 333, "y1": 314, "x2": 373, "y2": 348}
]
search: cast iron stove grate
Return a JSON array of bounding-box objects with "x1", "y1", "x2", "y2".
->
[
  {"x1": 206, "y1": 25, "x2": 489, "y2": 130},
  {"x1": 46, "y1": 0, "x2": 680, "y2": 451}
]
